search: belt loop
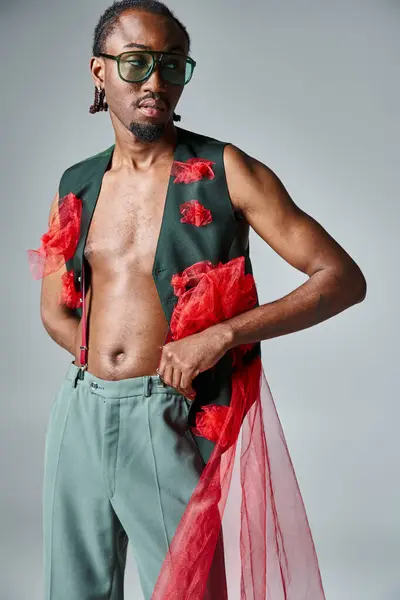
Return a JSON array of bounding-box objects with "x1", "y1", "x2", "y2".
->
[
  {"x1": 73, "y1": 367, "x2": 84, "y2": 388},
  {"x1": 144, "y1": 376, "x2": 152, "y2": 397}
]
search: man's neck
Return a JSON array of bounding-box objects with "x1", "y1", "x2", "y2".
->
[{"x1": 111, "y1": 121, "x2": 178, "y2": 172}]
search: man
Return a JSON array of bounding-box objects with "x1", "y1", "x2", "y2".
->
[{"x1": 29, "y1": 2, "x2": 366, "y2": 599}]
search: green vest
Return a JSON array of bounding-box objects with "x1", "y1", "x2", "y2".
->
[{"x1": 58, "y1": 125, "x2": 261, "y2": 463}]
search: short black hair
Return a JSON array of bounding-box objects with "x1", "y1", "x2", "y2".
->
[{"x1": 92, "y1": 0, "x2": 191, "y2": 56}]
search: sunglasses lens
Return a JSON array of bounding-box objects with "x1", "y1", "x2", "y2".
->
[
  {"x1": 120, "y1": 52, "x2": 153, "y2": 81},
  {"x1": 119, "y1": 52, "x2": 194, "y2": 85},
  {"x1": 160, "y1": 54, "x2": 193, "y2": 85}
]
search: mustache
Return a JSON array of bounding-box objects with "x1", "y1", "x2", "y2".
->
[{"x1": 136, "y1": 94, "x2": 169, "y2": 108}]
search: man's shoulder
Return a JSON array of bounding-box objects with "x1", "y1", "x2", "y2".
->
[
  {"x1": 62, "y1": 144, "x2": 114, "y2": 177},
  {"x1": 178, "y1": 126, "x2": 230, "y2": 149},
  {"x1": 59, "y1": 144, "x2": 114, "y2": 188}
]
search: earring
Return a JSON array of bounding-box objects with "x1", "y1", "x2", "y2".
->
[
  {"x1": 173, "y1": 112, "x2": 181, "y2": 122},
  {"x1": 89, "y1": 85, "x2": 108, "y2": 114}
]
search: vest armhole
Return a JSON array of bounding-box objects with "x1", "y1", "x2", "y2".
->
[{"x1": 220, "y1": 142, "x2": 243, "y2": 224}]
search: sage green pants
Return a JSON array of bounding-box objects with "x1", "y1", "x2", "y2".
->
[{"x1": 42, "y1": 361, "x2": 227, "y2": 600}]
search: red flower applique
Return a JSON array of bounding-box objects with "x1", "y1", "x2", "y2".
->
[
  {"x1": 170, "y1": 260, "x2": 214, "y2": 298},
  {"x1": 27, "y1": 192, "x2": 82, "y2": 280},
  {"x1": 27, "y1": 192, "x2": 83, "y2": 308},
  {"x1": 60, "y1": 270, "x2": 82, "y2": 309},
  {"x1": 179, "y1": 199, "x2": 212, "y2": 227},
  {"x1": 171, "y1": 157, "x2": 215, "y2": 184}
]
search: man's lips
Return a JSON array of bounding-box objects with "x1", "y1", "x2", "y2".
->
[{"x1": 137, "y1": 100, "x2": 166, "y2": 117}]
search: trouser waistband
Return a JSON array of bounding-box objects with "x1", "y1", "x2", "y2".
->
[{"x1": 66, "y1": 360, "x2": 181, "y2": 399}]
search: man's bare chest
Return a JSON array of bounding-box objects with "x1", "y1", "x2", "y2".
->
[{"x1": 84, "y1": 172, "x2": 169, "y2": 269}]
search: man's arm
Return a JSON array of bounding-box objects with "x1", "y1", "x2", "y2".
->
[
  {"x1": 40, "y1": 192, "x2": 80, "y2": 356},
  {"x1": 219, "y1": 144, "x2": 367, "y2": 348}
]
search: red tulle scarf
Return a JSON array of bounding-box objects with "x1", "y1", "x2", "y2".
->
[
  {"x1": 27, "y1": 192, "x2": 82, "y2": 308},
  {"x1": 152, "y1": 256, "x2": 326, "y2": 600}
]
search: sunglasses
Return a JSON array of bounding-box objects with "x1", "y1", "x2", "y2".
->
[{"x1": 98, "y1": 50, "x2": 196, "y2": 86}]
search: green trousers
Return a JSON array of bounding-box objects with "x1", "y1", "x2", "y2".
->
[{"x1": 42, "y1": 361, "x2": 227, "y2": 599}]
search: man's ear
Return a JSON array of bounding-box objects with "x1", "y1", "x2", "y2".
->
[{"x1": 89, "y1": 56, "x2": 105, "y2": 88}]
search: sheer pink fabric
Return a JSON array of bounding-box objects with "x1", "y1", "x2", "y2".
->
[{"x1": 152, "y1": 256, "x2": 326, "y2": 600}]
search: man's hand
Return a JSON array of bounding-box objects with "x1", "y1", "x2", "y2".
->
[{"x1": 157, "y1": 323, "x2": 234, "y2": 400}]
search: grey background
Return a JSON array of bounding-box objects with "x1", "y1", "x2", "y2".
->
[{"x1": 1, "y1": 1, "x2": 398, "y2": 599}]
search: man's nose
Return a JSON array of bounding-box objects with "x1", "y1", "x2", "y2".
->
[{"x1": 143, "y1": 61, "x2": 167, "y2": 90}]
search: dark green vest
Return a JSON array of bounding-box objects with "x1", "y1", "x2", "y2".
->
[{"x1": 58, "y1": 125, "x2": 261, "y2": 463}]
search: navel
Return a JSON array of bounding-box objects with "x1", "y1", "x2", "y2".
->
[{"x1": 111, "y1": 350, "x2": 126, "y2": 364}]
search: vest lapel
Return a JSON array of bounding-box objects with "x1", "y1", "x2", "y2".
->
[
  {"x1": 73, "y1": 146, "x2": 114, "y2": 289},
  {"x1": 151, "y1": 126, "x2": 193, "y2": 323}
]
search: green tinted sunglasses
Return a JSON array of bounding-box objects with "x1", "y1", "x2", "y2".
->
[{"x1": 98, "y1": 50, "x2": 196, "y2": 86}]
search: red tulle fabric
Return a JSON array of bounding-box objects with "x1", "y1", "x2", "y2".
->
[
  {"x1": 152, "y1": 256, "x2": 326, "y2": 600},
  {"x1": 179, "y1": 199, "x2": 213, "y2": 227},
  {"x1": 171, "y1": 158, "x2": 216, "y2": 184},
  {"x1": 60, "y1": 269, "x2": 82, "y2": 309},
  {"x1": 27, "y1": 192, "x2": 82, "y2": 308}
]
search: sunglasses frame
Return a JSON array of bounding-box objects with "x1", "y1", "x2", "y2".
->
[{"x1": 98, "y1": 50, "x2": 196, "y2": 85}]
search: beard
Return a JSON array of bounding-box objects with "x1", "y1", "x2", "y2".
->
[{"x1": 128, "y1": 120, "x2": 167, "y2": 142}]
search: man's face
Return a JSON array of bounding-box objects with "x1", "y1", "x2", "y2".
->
[{"x1": 92, "y1": 10, "x2": 189, "y2": 142}]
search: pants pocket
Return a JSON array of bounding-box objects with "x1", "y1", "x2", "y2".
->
[{"x1": 181, "y1": 395, "x2": 206, "y2": 467}]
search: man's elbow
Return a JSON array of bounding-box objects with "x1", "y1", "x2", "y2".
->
[
  {"x1": 341, "y1": 264, "x2": 367, "y2": 305},
  {"x1": 348, "y1": 264, "x2": 367, "y2": 304},
  {"x1": 40, "y1": 305, "x2": 57, "y2": 338},
  {"x1": 40, "y1": 300, "x2": 68, "y2": 338},
  {"x1": 355, "y1": 273, "x2": 367, "y2": 303}
]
